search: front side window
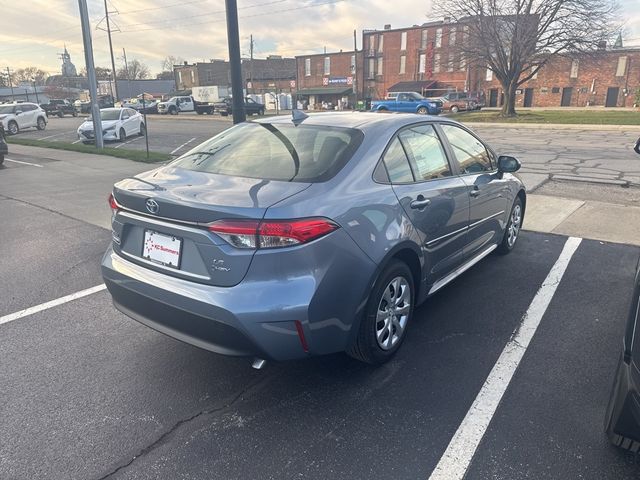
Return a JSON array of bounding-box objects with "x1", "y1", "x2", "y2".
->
[
  {"x1": 441, "y1": 124, "x2": 493, "y2": 174},
  {"x1": 382, "y1": 137, "x2": 413, "y2": 183},
  {"x1": 398, "y1": 124, "x2": 451, "y2": 181},
  {"x1": 171, "y1": 123, "x2": 363, "y2": 183}
]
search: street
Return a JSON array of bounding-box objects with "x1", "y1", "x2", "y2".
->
[{"x1": 1, "y1": 144, "x2": 639, "y2": 479}]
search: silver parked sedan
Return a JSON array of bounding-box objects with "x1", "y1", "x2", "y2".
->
[{"x1": 102, "y1": 112, "x2": 525, "y2": 365}]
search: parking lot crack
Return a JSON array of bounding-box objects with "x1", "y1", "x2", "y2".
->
[{"x1": 94, "y1": 374, "x2": 273, "y2": 480}]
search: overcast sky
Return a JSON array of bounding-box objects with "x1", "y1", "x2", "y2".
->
[{"x1": 0, "y1": 0, "x2": 638, "y2": 77}]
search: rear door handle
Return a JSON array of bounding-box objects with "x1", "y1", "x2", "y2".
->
[{"x1": 410, "y1": 198, "x2": 431, "y2": 209}]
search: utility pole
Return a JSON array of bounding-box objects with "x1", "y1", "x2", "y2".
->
[
  {"x1": 353, "y1": 29, "x2": 358, "y2": 107},
  {"x1": 249, "y1": 34, "x2": 254, "y2": 95},
  {"x1": 78, "y1": 0, "x2": 104, "y2": 148},
  {"x1": 6, "y1": 67, "x2": 15, "y2": 101},
  {"x1": 103, "y1": 0, "x2": 119, "y2": 101},
  {"x1": 225, "y1": 0, "x2": 246, "y2": 124},
  {"x1": 122, "y1": 47, "x2": 131, "y2": 99}
]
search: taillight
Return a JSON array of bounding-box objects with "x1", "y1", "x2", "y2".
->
[
  {"x1": 108, "y1": 193, "x2": 119, "y2": 212},
  {"x1": 208, "y1": 218, "x2": 338, "y2": 249}
]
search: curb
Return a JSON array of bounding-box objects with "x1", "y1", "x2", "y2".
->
[{"x1": 461, "y1": 122, "x2": 640, "y2": 131}]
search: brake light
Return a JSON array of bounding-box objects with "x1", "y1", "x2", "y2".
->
[
  {"x1": 208, "y1": 218, "x2": 338, "y2": 249},
  {"x1": 108, "y1": 193, "x2": 119, "y2": 212}
]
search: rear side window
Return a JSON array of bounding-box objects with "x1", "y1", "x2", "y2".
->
[
  {"x1": 382, "y1": 137, "x2": 414, "y2": 183},
  {"x1": 171, "y1": 122, "x2": 363, "y2": 183},
  {"x1": 398, "y1": 124, "x2": 451, "y2": 181},
  {"x1": 441, "y1": 124, "x2": 493, "y2": 173}
]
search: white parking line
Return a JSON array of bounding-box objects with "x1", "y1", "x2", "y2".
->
[
  {"x1": 38, "y1": 131, "x2": 76, "y2": 141},
  {"x1": 4, "y1": 158, "x2": 43, "y2": 168},
  {"x1": 114, "y1": 137, "x2": 141, "y2": 149},
  {"x1": 72, "y1": 139, "x2": 82, "y2": 144},
  {"x1": 428, "y1": 236, "x2": 582, "y2": 480},
  {"x1": 0, "y1": 284, "x2": 107, "y2": 327},
  {"x1": 170, "y1": 137, "x2": 197, "y2": 155}
]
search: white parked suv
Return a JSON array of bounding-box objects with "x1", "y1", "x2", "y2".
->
[{"x1": 0, "y1": 102, "x2": 47, "y2": 135}]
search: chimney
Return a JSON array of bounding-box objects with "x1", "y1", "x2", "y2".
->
[
  {"x1": 384, "y1": 24, "x2": 391, "y2": 30},
  {"x1": 183, "y1": 61, "x2": 188, "y2": 65},
  {"x1": 597, "y1": 41, "x2": 607, "y2": 50}
]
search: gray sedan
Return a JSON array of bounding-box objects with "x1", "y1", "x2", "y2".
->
[{"x1": 101, "y1": 112, "x2": 525, "y2": 366}]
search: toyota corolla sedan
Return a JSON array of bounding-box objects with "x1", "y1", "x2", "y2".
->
[
  {"x1": 102, "y1": 112, "x2": 525, "y2": 366},
  {"x1": 77, "y1": 107, "x2": 145, "y2": 144}
]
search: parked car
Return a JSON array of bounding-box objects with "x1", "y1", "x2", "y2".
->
[
  {"x1": 101, "y1": 112, "x2": 525, "y2": 367},
  {"x1": 0, "y1": 102, "x2": 47, "y2": 135},
  {"x1": 604, "y1": 136, "x2": 640, "y2": 452},
  {"x1": 76, "y1": 95, "x2": 115, "y2": 114},
  {"x1": 41, "y1": 99, "x2": 78, "y2": 118},
  {"x1": 371, "y1": 92, "x2": 442, "y2": 115},
  {"x1": 121, "y1": 97, "x2": 159, "y2": 114},
  {"x1": 427, "y1": 92, "x2": 476, "y2": 113},
  {"x1": 0, "y1": 125, "x2": 7, "y2": 166},
  {"x1": 77, "y1": 107, "x2": 145, "y2": 144},
  {"x1": 215, "y1": 97, "x2": 265, "y2": 116},
  {"x1": 157, "y1": 96, "x2": 194, "y2": 115}
]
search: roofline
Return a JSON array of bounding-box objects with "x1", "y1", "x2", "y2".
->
[
  {"x1": 295, "y1": 50, "x2": 357, "y2": 59},
  {"x1": 362, "y1": 21, "x2": 457, "y2": 35}
]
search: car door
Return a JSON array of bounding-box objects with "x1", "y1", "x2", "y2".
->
[
  {"x1": 180, "y1": 97, "x2": 194, "y2": 111},
  {"x1": 383, "y1": 123, "x2": 470, "y2": 284},
  {"x1": 126, "y1": 109, "x2": 139, "y2": 135},
  {"x1": 395, "y1": 93, "x2": 411, "y2": 112},
  {"x1": 14, "y1": 105, "x2": 30, "y2": 129},
  {"x1": 438, "y1": 123, "x2": 510, "y2": 259}
]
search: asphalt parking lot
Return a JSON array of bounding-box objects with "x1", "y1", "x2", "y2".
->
[{"x1": 1, "y1": 148, "x2": 640, "y2": 479}]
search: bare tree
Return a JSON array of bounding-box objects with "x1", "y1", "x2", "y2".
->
[
  {"x1": 160, "y1": 55, "x2": 184, "y2": 72},
  {"x1": 79, "y1": 66, "x2": 113, "y2": 80},
  {"x1": 436, "y1": 0, "x2": 619, "y2": 116},
  {"x1": 13, "y1": 67, "x2": 49, "y2": 85},
  {"x1": 117, "y1": 59, "x2": 150, "y2": 80}
]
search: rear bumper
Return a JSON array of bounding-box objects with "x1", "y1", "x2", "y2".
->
[
  {"x1": 605, "y1": 352, "x2": 640, "y2": 451},
  {"x1": 101, "y1": 232, "x2": 377, "y2": 361}
]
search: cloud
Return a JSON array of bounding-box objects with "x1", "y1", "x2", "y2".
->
[{"x1": 0, "y1": 0, "x2": 638, "y2": 75}]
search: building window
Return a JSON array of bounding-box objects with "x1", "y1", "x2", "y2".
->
[
  {"x1": 421, "y1": 30, "x2": 428, "y2": 49},
  {"x1": 570, "y1": 59, "x2": 579, "y2": 78},
  {"x1": 368, "y1": 58, "x2": 375, "y2": 79},
  {"x1": 459, "y1": 55, "x2": 466, "y2": 71},
  {"x1": 378, "y1": 34, "x2": 384, "y2": 52},
  {"x1": 435, "y1": 28, "x2": 442, "y2": 48},
  {"x1": 190, "y1": 70, "x2": 195, "y2": 83},
  {"x1": 399, "y1": 55, "x2": 406, "y2": 74},
  {"x1": 486, "y1": 66, "x2": 493, "y2": 81},
  {"x1": 616, "y1": 56, "x2": 628, "y2": 77},
  {"x1": 450, "y1": 27, "x2": 457, "y2": 45},
  {"x1": 447, "y1": 53, "x2": 454, "y2": 72},
  {"x1": 463, "y1": 25, "x2": 469, "y2": 43},
  {"x1": 433, "y1": 53, "x2": 441, "y2": 73},
  {"x1": 401, "y1": 31, "x2": 407, "y2": 51},
  {"x1": 177, "y1": 71, "x2": 182, "y2": 85},
  {"x1": 305, "y1": 58, "x2": 311, "y2": 76},
  {"x1": 323, "y1": 57, "x2": 330, "y2": 75},
  {"x1": 377, "y1": 58, "x2": 383, "y2": 76},
  {"x1": 531, "y1": 66, "x2": 538, "y2": 79},
  {"x1": 419, "y1": 54, "x2": 426, "y2": 73},
  {"x1": 350, "y1": 55, "x2": 356, "y2": 74},
  {"x1": 206, "y1": 71, "x2": 214, "y2": 83}
]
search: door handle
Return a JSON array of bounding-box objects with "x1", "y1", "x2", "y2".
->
[
  {"x1": 469, "y1": 187, "x2": 481, "y2": 198},
  {"x1": 410, "y1": 198, "x2": 431, "y2": 209}
]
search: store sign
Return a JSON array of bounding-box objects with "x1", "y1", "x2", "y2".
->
[
  {"x1": 290, "y1": 80, "x2": 296, "y2": 88},
  {"x1": 325, "y1": 77, "x2": 352, "y2": 85}
]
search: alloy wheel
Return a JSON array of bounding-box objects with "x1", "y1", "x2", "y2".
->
[
  {"x1": 8, "y1": 122, "x2": 18, "y2": 135},
  {"x1": 375, "y1": 276, "x2": 411, "y2": 350},
  {"x1": 507, "y1": 204, "x2": 522, "y2": 247}
]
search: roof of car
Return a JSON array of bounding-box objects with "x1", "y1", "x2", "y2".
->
[{"x1": 255, "y1": 111, "x2": 451, "y2": 130}]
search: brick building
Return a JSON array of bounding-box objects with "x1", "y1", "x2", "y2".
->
[
  {"x1": 479, "y1": 47, "x2": 640, "y2": 108},
  {"x1": 173, "y1": 60, "x2": 230, "y2": 90},
  {"x1": 244, "y1": 56, "x2": 296, "y2": 95},
  {"x1": 295, "y1": 50, "x2": 363, "y2": 109},
  {"x1": 361, "y1": 21, "x2": 479, "y2": 100}
]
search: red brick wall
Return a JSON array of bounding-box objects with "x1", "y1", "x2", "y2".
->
[
  {"x1": 295, "y1": 51, "x2": 362, "y2": 90},
  {"x1": 479, "y1": 50, "x2": 640, "y2": 107}
]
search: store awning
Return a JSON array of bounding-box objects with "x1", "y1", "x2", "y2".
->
[
  {"x1": 387, "y1": 80, "x2": 437, "y2": 93},
  {"x1": 295, "y1": 87, "x2": 353, "y2": 95}
]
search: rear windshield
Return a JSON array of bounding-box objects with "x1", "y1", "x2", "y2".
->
[{"x1": 171, "y1": 122, "x2": 364, "y2": 182}]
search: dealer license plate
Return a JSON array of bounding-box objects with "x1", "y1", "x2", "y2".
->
[{"x1": 142, "y1": 230, "x2": 182, "y2": 268}]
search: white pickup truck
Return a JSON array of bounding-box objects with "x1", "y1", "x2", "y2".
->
[{"x1": 157, "y1": 96, "x2": 194, "y2": 115}]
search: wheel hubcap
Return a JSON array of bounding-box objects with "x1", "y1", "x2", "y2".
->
[
  {"x1": 507, "y1": 204, "x2": 521, "y2": 247},
  {"x1": 376, "y1": 277, "x2": 411, "y2": 350}
]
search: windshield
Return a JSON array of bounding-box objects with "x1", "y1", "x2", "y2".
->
[
  {"x1": 408, "y1": 92, "x2": 425, "y2": 100},
  {"x1": 171, "y1": 122, "x2": 363, "y2": 183},
  {"x1": 89, "y1": 110, "x2": 121, "y2": 121},
  {"x1": 168, "y1": 97, "x2": 178, "y2": 103}
]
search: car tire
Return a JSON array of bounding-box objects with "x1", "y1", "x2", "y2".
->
[
  {"x1": 7, "y1": 121, "x2": 18, "y2": 135},
  {"x1": 170, "y1": 107, "x2": 178, "y2": 115},
  {"x1": 57, "y1": 111, "x2": 64, "y2": 118},
  {"x1": 119, "y1": 127, "x2": 126, "y2": 142},
  {"x1": 0, "y1": 154, "x2": 4, "y2": 166},
  {"x1": 138, "y1": 123, "x2": 146, "y2": 136},
  {"x1": 417, "y1": 106, "x2": 428, "y2": 115},
  {"x1": 450, "y1": 105, "x2": 459, "y2": 113},
  {"x1": 497, "y1": 197, "x2": 523, "y2": 255},
  {"x1": 36, "y1": 117, "x2": 46, "y2": 131},
  {"x1": 72, "y1": 111, "x2": 78, "y2": 117},
  {"x1": 259, "y1": 108, "x2": 265, "y2": 116},
  {"x1": 348, "y1": 260, "x2": 414, "y2": 365}
]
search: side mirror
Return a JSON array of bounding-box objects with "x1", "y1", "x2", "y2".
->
[
  {"x1": 497, "y1": 155, "x2": 521, "y2": 173},
  {"x1": 635, "y1": 138, "x2": 640, "y2": 155}
]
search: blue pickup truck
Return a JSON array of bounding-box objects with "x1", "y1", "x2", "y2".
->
[{"x1": 370, "y1": 92, "x2": 442, "y2": 115}]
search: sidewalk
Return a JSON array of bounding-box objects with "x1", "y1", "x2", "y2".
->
[{"x1": 524, "y1": 193, "x2": 640, "y2": 246}]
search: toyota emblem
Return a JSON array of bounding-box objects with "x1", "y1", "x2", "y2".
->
[{"x1": 145, "y1": 198, "x2": 159, "y2": 214}]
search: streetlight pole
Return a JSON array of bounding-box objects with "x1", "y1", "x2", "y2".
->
[
  {"x1": 224, "y1": 0, "x2": 246, "y2": 124},
  {"x1": 33, "y1": 79, "x2": 39, "y2": 104}
]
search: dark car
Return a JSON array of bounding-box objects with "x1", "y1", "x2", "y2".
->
[
  {"x1": 605, "y1": 137, "x2": 640, "y2": 452},
  {"x1": 217, "y1": 97, "x2": 265, "y2": 116},
  {"x1": 77, "y1": 95, "x2": 115, "y2": 114},
  {"x1": 0, "y1": 124, "x2": 7, "y2": 166},
  {"x1": 41, "y1": 99, "x2": 77, "y2": 118},
  {"x1": 102, "y1": 112, "x2": 525, "y2": 368}
]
